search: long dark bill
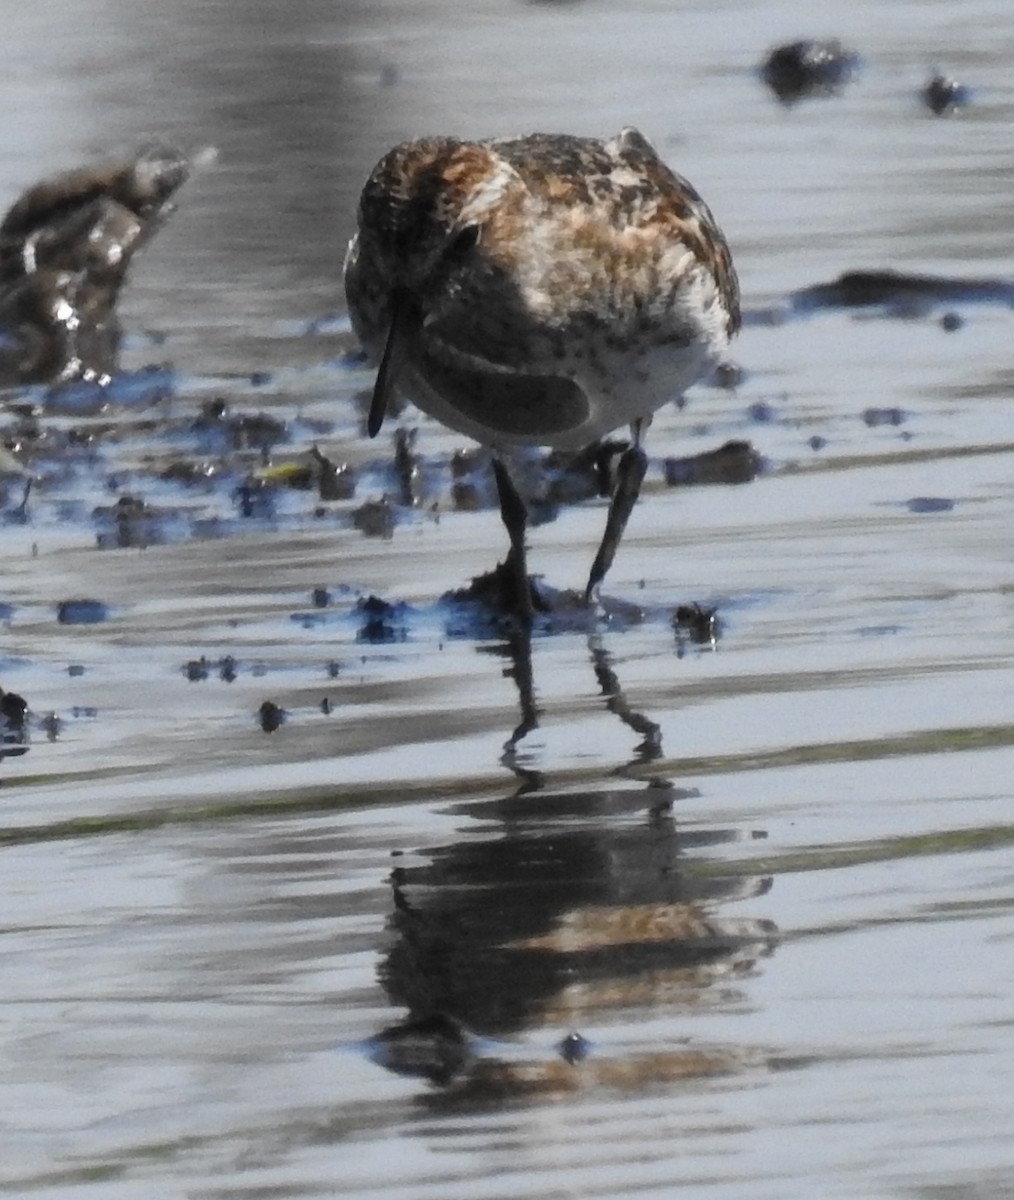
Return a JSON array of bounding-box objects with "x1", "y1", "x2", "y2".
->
[{"x1": 368, "y1": 288, "x2": 422, "y2": 439}]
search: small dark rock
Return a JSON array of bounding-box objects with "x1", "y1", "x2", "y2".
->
[
  {"x1": 451, "y1": 480, "x2": 485, "y2": 512},
  {"x1": 0, "y1": 685, "x2": 29, "y2": 758},
  {"x1": 673, "y1": 602, "x2": 720, "y2": 648},
  {"x1": 747, "y1": 401, "x2": 777, "y2": 423},
  {"x1": 93, "y1": 493, "x2": 161, "y2": 549},
  {"x1": 808, "y1": 435, "x2": 828, "y2": 451},
  {"x1": 67, "y1": 663, "x2": 86, "y2": 676},
  {"x1": 258, "y1": 700, "x2": 285, "y2": 733},
  {"x1": 184, "y1": 657, "x2": 209, "y2": 682},
  {"x1": 353, "y1": 496, "x2": 396, "y2": 539},
  {"x1": 231, "y1": 412, "x2": 286, "y2": 453},
  {"x1": 664, "y1": 440, "x2": 762, "y2": 487},
  {"x1": 450, "y1": 446, "x2": 489, "y2": 480},
  {"x1": 0, "y1": 686, "x2": 28, "y2": 728},
  {"x1": 711, "y1": 360, "x2": 744, "y2": 390},
  {"x1": 863, "y1": 407, "x2": 906, "y2": 427},
  {"x1": 355, "y1": 594, "x2": 410, "y2": 644},
  {"x1": 310, "y1": 444, "x2": 357, "y2": 501},
  {"x1": 218, "y1": 655, "x2": 237, "y2": 683},
  {"x1": 923, "y1": 73, "x2": 970, "y2": 115},
  {"x1": 761, "y1": 39, "x2": 861, "y2": 104},
  {"x1": 559, "y1": 1032, "x2": 592, "y2": 1065},
  {"x1": 311, "y1": 586, "x2": 330, "y2": 608},
  {"x1": 940, "y1": 311, "x2": 963, "y2": 332}
]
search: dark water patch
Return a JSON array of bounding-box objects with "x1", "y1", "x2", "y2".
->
[
  {"x1": 56, "y1": 598, "x2": 109, "y2": 624},
  {"x1": 907, "y1": 496, "x2": 955, "y2": 514}
]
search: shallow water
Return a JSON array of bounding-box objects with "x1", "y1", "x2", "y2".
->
[{"x1": 2, "y1": 1, "x2": 1014, "y2": 1197}]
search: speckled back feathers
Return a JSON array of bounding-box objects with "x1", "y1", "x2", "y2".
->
[{"x1": 345, "y1": 128, "x2": 739, "y2": 449}]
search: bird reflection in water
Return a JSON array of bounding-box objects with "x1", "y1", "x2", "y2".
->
[{"x1": 366, "y1": 772, "x2": 777, "y2": 1101}]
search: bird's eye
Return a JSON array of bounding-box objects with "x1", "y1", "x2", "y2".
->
[{"x1": 444, "y1": 223, "x2": 480, "y2": 262}]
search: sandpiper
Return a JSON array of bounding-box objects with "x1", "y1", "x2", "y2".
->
[{"x1": 344, "y1": 128, "x2": 739, "y2": 618}]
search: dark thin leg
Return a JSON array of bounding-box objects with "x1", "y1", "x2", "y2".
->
[
  {"x1": 584, "y1": 443, "x2": 648, "y2": 603},
  {"x1": 492, "y1": 456, "x2": 534, "y2": 622}
]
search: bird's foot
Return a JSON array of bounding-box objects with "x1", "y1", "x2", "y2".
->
[{"x1": 463, "y1": 557, "x2": 547, "y2": 625}]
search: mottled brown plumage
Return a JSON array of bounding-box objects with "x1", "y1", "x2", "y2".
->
[{"x1": 344, "y1": 128, "x2": 739, "y2": 614}]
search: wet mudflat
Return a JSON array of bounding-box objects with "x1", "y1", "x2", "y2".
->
[{"x1": 2, "y1": 1, "x2": 1014, "y2": 1197}]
